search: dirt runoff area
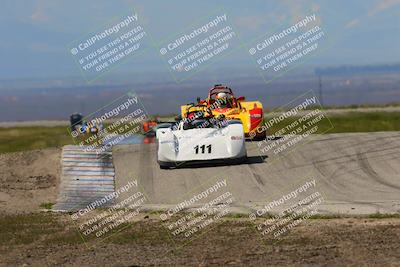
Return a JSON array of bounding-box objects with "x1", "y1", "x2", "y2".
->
[
  {"x1": 0, "y1": 148, "x2": 400, "y2": 266},
  {"x1": 0, "y1": 148, "x2": 60, "y2": 215},
  {"x1": 0, "y1": 213, "x2": 399, "y2": 266}
]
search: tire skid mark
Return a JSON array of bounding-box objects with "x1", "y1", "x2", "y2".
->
[
  {"x1": 356, "y1": 151, "x2": 400, "y2": 191},
  {"x1": 246, "y1": 164, "x2": 268, "y2": 194}
]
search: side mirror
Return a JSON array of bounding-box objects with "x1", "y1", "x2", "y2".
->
[
  {"x1": 237, "y1": 96, "x2": 245, "y2": 101},
  {"x1": 196, "y1": 97, "x2": 201, "y2": 103}
]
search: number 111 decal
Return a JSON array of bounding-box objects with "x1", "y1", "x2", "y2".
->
[{"x1": 194, "y1": 144, "x2": 212, "y2": 154}]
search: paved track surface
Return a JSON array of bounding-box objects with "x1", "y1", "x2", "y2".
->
[{"x1": 113, "y1": 132, "x2": 400, "y2": 215}]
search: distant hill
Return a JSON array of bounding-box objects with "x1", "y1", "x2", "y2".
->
[{"x1": 316, "y1": 64, "x2": 400, "y2": 76}]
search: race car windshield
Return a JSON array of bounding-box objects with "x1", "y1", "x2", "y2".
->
[{"x1": 183, "y1": 119, "x2": 219, "y2": 130}]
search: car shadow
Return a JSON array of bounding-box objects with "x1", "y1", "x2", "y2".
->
[
  {"x1": 246, "y1": 155, "x2": 268, "y2": 164},
  {"x1": 169, "y1": 155, "x2": 268, "y2": 169},
  {"x1": 245, "y1": 136, "x2": 283, "y2": 142}
]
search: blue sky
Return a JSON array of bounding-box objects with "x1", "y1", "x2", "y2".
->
[{"x1": 0, "y1": 0, "x2": 399, "y2": 80}]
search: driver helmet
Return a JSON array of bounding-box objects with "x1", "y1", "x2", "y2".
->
[{"x1": 216, "y1": 92, "x2": 227, "y2": 99}]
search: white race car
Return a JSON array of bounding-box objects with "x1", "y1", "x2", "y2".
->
[{"x1": 156, "y1": 117, "x2": 247, "y2": 169}]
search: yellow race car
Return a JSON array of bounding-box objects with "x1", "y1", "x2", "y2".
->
[{"x1": 180, "y1": 84, "x2": 266, "y2": 140}]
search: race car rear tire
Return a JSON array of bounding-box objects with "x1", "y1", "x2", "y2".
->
[
  {"x1": 251, "y1": 130, "x2": 267, "y2": 141},
  {"x1": 247, "y1": 132, "x2": 266, "y2": 141},
  {"x1": 256, "y1": 132, "x2": 267, "y2": 141}
]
